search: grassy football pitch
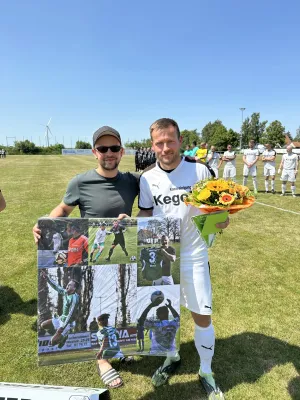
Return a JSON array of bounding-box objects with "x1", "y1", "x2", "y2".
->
[{"x1": 0, "y1": 154, "x2": 300, "y2": 400}]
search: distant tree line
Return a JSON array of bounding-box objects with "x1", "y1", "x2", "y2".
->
[
  {"x1": 0, "y1": 140, "x2": 91, "y2": 155},
  {"x1": 126, "y1": 113, "x2": 295, "y2": 151}
]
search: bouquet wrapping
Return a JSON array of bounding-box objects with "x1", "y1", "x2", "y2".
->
[{"x1": 185, "y1": 179, "x2": 255, "y2": 246}]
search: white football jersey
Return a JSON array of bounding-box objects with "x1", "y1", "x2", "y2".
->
[
  {"x1": 243, "y1": 148, "x2": 259, "y2": 163},
  {"x1": 282, "y1": 153, "x2": 298, "y2": 170},
  {"x1": 223, "y1": 151, "x2": 236, "y2": 167},
  {"x1": 139, "y1": 158, "x2": 211, "y2": 262},
  {"x1": 52, "y1": 232, "x2": 62, "y2": 246},
  {"x1": 207, "y1": 153, "x2": 220, "y2": 169},
  {"x1": 262, "y1": 149, "x2": 276, "y2": 167},
  {"x1": 94, "y1": 229, "x2": 109, "y2": 244}
]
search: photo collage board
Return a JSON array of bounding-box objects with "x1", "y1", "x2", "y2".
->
[{"x1": 37, "y1": 216, "x2": 181, "y2": 366}]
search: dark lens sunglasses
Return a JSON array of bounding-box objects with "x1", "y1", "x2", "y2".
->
[{"x1": 96, "y1": 145, "x2": 122, "y2": 153}]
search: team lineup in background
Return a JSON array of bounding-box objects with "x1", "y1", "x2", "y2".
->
[
  {"x1": 37, "y1": 216, "x2": 181, "y2": 366},
  {"x1": 181, "y1": 140, "x2": 299, "y2": 196}
]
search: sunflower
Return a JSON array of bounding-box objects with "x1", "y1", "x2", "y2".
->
[
  {"x1": 197, "y1": 188, "x2": 211, "y2": 201},
  {"x1": 206, "y1": 180, "x2": 229, "y2": 192},
  {"x1": 219, "y1": 192, "x2": 235, "y2": 205}
]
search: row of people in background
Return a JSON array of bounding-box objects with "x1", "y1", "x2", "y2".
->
[
  {"x1": 0, "y1": 149, "x2": 7, "y2": 158},
  {"x1": 135, "y1": 147, "x2": 156, "y2": 171},
  {"x1": 184, "y1": 140, "x2": 299, "y2": 196}
]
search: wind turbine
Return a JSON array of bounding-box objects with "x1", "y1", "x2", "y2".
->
[{"x1": 42, "y1": 118, "x2": 53, "y2": 147}]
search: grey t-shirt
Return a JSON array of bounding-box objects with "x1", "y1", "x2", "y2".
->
[{"x1": 63, "y1": 169, "x2": 139, "y2": 218}]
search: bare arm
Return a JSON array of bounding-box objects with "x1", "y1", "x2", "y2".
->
[
  {"x1": 137, "y1": 209, "x2": 153, "y2": 217},
  {"x1": 0, "y1": 191, "x2": 6, "y2": 212},
  {"x1": 33, "y1": 202, "x2": 75, "y2": 244},
  {"x1": 161, "y1": 247, "x2": 176, "y2": 262}
]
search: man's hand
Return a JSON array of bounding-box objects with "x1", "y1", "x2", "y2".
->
[
  {"x1": 165, "y1": 299, "x2": 172, "y2": 308},
  {"x1": 117, "y1": 213, "x2": 129, "y2": 220},
  {"x1": 33, "y1": 223, "x2": 41, "y2": 244},
  {"x1": 216, "y1": 217, "x2": 230, "y2": 230}
]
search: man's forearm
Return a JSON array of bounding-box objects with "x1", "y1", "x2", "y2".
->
[{"x1": 49, "y1": 202, "x2": 74, "y2": 218}]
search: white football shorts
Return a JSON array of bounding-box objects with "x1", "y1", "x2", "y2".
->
[
  {"x1": 264, "y1": 165, "x2": 276, "y2": 177},
  {"x1": 223, "y1": 166, "x2": 236, "y2": 179},
  {"x1": 52, "y1": 315, "x2": 76, "y2": 337},
  {"x1": 281, "y1": 169, "x2": 296, "y2": 182},
  {"x1": 243, "y1": 165, "x2": 257, "y2": 177},
  {"x1": 180, "y1": 258, "x2": 212, "y2": 315}
]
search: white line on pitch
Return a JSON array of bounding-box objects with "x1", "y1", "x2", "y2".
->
[{"x1": 255, "y1": 201, "x2": 300, "y2": 216}]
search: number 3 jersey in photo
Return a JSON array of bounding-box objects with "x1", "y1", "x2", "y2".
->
[{"x1": 140, "y1": 247, "x2": 163, "y2": 280}]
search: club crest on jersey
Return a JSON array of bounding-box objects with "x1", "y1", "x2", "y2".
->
[{"x1": 153, "y1": 193, "x2": 188, "y2": 206}]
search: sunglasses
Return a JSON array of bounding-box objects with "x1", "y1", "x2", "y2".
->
[{"x1": 95, "y1": 145, "x2": 122, "y2": 153}]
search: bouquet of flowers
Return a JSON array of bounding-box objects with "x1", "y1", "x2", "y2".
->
[{"x1": 184, "y1": 178, "x2": 255, "y2": 246}]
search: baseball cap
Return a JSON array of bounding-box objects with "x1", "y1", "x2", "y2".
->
[{"x1": 93, "y1": 126, "x2": 122, "y2": 147}]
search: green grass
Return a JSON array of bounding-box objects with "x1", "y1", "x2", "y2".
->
[{"x1": 1, "y1": 155, "x2": 300, "y2": 399}]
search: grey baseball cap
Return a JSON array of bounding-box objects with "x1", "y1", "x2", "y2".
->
[{"x1": 93, "y1": 126, "x2": 121, "y2": 147}]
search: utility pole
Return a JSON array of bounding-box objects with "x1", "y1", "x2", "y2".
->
[{"x1": 239, "y1": 108, "x2": 246, "y2": 149}]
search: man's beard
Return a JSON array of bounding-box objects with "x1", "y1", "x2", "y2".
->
[
  {"x1": 100, "y1": 158, "x2": 120, "y2": 171},
  {"x1": 157, "y1": 152, "x2": 180, "y2": 167}
]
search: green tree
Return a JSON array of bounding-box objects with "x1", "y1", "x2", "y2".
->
[
  {"x1": 211, "y1": 127, "x2": 239, "y2": 150},
  {"x1": 180, "y1": 129, "x2": 200, "y2": 149},
  {"x1": 286, "y1": 131, "x2": 293, "y2": 142},
  {"x1": 75, "y1": 140, "x2": 92, "y2": 149},
  {"x1": 241, "y1": 113, "x2": 267, "y2": 147},
  {"x1": 294, "y1": 127, "x2": 300, "y2": 141},
  {"x1": 262, "y1": 120, "x2": 286, "y2": 147},
  {"x1": 14, "y1": 140, "x2": 39, "y2": 154},
  {"x1": 201, "y1": 120, "x2": 223, "y2": 144}
]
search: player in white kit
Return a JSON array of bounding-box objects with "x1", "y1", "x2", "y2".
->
[
  {"x1": 52, "y1": 232, "x2": 62, "y2": 253},
  {"x1": 138, "y1": 118, "x2": 229, "y2": 399},
  {"x1": 218, "y1": 144, "x2": 236, "y2": 181},
  {"x1": 90, "y1": 222, "x2": 111, "y2": 263},
  {"x1": 262, "y1": 143, "x2": 276, "y2": 193},
  {"x1": 206, "y1": 146, "x2": 220, "y2": 178},
  {"x1": 278, "y1": 145, "x2": 299, "y2": 197},
  {"x1": 243, "y1": 140, "x2": 259, "y2": 193}
]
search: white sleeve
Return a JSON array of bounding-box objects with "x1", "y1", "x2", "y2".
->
[
  {"x1": 196, "y1": 163, "x2": 213, "y2": 180},
  {"x1": 138, "y1": 175, "x2": 154, "y2": 210}
]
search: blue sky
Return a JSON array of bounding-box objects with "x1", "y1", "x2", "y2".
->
[{"x1": 1, "y1": 0, "x2": 299, "y2": 147}]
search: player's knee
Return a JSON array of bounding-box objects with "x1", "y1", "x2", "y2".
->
[{"x1": 191, "y1": 312, "x2": 211, "y2": 327}]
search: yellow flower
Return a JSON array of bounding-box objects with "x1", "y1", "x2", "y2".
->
[
  {"x1": 219, "y1": 192, "x2": 235, "y2": 205},
  {"x1": 206, "y1": 180, "x2": 229, "y2": 192},
  {"x1": 197, "y1": 188, "x2": 211, "y2": 201}
]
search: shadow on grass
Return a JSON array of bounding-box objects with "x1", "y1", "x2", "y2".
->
[
  {"x1": 0, "y1": 285, "x2": 37, "y2": 325},
  {"x1": 120, "y1": 332, "x2": 300, "y2": 399}
]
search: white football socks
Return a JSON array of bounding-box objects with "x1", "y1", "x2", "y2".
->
[
  {"x1": 291, "y1": 185, "x2": 296, "y2": 195},
  {"x1": 253, "y1": 178, "x2": 258, "y2": 192},
  {"x1": 243, "y1": 177, "x2": 248, "y2": 186},
  {"x1": 194, "y1": 324, "x2": 215, "y2": 374},
  {"x1": 282, "y1": 184, "x2": 286, "y2": 194},
  {"x1": 265, "y1": 180, "x2": 269, "y2": 191},
  {"x1": 271, "y1": 180, "x2": 275, "y2": 191}
]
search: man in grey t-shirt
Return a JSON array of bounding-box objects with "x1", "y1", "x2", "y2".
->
[{"x1": 33, "y1": 125, "x2": 139, "y2": 389}]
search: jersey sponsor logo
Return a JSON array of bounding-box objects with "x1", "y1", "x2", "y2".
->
[{"x1": 153, "y1": 193, "x2": 188, "y2": 206}]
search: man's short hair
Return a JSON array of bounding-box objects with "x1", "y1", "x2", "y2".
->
[
  {"x1": 150, "y1": 118, "x2": 180, "y2": 139},
  {"x1": 98, "y1": 313, "x2": 110, "y2": 323}
]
